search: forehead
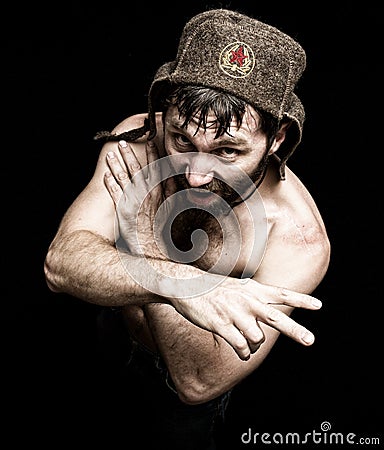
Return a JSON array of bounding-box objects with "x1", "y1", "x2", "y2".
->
[{"x1": 164, "y1": 104, "x2": 262, "y2": 138}]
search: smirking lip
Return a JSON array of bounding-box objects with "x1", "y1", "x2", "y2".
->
[{"x1": 186, "y1": 188, "x2": 217, "y2": 206}]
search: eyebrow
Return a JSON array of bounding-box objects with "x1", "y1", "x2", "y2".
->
[
  {"x1": 214, "y1": 136, "x2": 247, "y2": 147},
  {"x1": 168, "y1": 119, "x2": 248, "y2": 146}
]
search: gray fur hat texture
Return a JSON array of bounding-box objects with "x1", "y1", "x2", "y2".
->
[{"x1": 147, "y1": 8, "x2": 306, "y2": 180}]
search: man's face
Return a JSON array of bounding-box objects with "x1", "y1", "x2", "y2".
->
[{"x1": 163, "y1": 104, "x2": 270, "y2": 209}]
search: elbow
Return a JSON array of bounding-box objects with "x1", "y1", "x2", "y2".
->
[
  {"x1": 43, "y1": 246, "x2": 64, "y2": 293},
  {"x1": 317, "y1": 233, "x2": 331, "y2": 280},
  {"x1": 173, "y1": 375, "x2": 222, "y2": 405},
  {"x1": 305, "y1": 226, "x2": 331, "y2": 282},
  {"x1": 176, "y1": 383, "x2": 212, "y2": 406}
]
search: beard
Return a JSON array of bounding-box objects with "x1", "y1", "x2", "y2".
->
[
  {"x1": 172, "y1": 151, "x2": 269, "y2": 212},
  {"x1": 161, "y1": 153, "x2": 270, "y2": 261}
]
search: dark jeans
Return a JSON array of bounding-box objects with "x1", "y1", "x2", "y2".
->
[{"x1": 96, "y1": 307, "x2": 232, "y2": 450}]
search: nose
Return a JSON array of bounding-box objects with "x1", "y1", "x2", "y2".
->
[
  {"x1": 185, "y1": 166, "x2": 214, "y2": 187},
  {"x1": 185, "y1": 171, "x2": 214, "y2": 187},
  {"x1": 183, "y1": 153, "x2": 216, "y2": 187}
]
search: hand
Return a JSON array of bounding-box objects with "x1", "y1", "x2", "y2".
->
[
  {"x1": 104, "y1": 139, "x2": 176, "y2": 257},
  {"x1": 169, "y1": 275, "x2": 322, "y2": 360},
  {"x1": 104, "y1": 140, "x2": 322, "y2": 360}
]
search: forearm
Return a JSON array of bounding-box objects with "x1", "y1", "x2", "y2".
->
[
  {"x1": 145, "y1": 302, "x2": 279, "y2": 404},
  {"x1": 44, "y1": 229, "x2": 211, "y2": 307},
  {"x1": 45, "y1": 229, "x2": 146, "y2": 305}
]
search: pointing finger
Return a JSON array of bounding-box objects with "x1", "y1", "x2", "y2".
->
[
  {"x1": 252, "y1": 282, "x2": 323, "y2": 310},
  {"x1": 261, "y1": 303, "x2": 316, "y2": 346}
]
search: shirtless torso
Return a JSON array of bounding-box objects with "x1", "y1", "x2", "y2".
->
[{"x1": 115, "y1": 112, "x2": 329, "y2": 354}]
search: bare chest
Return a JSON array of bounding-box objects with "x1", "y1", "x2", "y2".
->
[{"x1": 165, "y1": 208, "x2": 265, "y2": 278}]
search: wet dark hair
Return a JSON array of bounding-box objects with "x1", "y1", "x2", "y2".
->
[
  {"x1": 94, "y1": 84, "x2": 283, "y2": 152},
  {"x1": 164, "y1": 85, "x2": 281, "y2": 151}
]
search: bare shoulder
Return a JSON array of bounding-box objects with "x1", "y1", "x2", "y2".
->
[
  {"x1": 96, "y1": 112, "x2": 164, "y2": 166},
  {"x1": 255, "y1": 162, "x2": 331, "y2": 293},
  {"x1": 262, "y1": 161, "x2": 329, "y2": 240},
  {"x1": 111, "y1": 112, "x2": 164, "y2": 144},
  {"x1": 111, "y1": 113, "x2": 148, "y2": 138}
]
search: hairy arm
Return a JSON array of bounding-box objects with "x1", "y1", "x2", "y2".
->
[
  {"x1": 44, "y1": 115, "x2": 327, "y2": 360},
  {"x1": 145, "y1": 240, "x2": 329, "y2": 404},
  {"x1": 144, "y1": 170, "x2": 331, "y2": 404},
  {"x1": 44, "y1": 114, "x2": 188, "y2": 305}
]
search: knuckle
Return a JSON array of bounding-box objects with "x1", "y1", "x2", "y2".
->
[
  {"x1": 277, "y1": 286, "x2": 288, "y2": 298},
  {"x1": 242, "y1": 324, "x2": 264, "y2": 345},
  {"x1": 232, "y1": 336, "x2": 249, "y2": 354},
  {"x1": 254, "y1": 327, "x2": 265, "y2": 343},
  {"x1": 128, "y1": 163, "x2": 141, "y2": 172},
  {"x1": 285, "y1": 320, "x2": 304, "y2": 340},
  {"x1": 117, "y1": 171, "x2": 129, "y2": 180},
  {"x1": 249, "y1": 333, "x2": 265, "y2": 347},
  {"x1": 267, "y1": 305, "x2": 282, "y2": 322}
]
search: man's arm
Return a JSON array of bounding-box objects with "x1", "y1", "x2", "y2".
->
[
  {"x1": 144, "y1": 226, "x2": 329, "y2": 405},
  {"x1": 142, "y1": 161, "x2": 331, "y2": 405},
  {"x1": 44, "y1": 114, "x2": 325, "y2": 360},
  {"x1": 45, "y1": 221, "x2": 322, "y2": 361}
]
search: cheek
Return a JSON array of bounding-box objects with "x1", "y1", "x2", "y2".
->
[
  {"x1": 232, "y1": 152, "x2": 267, "y2": 182},
  {"x1": 237, "y1": 153, "x2": 262, "y2": 172},
  {"x1": 243, "y1": 141, "x2": 268, "y2": 164}
]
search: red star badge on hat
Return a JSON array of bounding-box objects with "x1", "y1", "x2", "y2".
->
[{"x1": 230, "y1": 46, "x2": 248, "y2": 67}]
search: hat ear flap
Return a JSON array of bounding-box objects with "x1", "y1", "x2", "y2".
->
[
  {"x1": 147, "y1": 89, "x2": 158, "y2": 141},
  {"x1": 278, "y1": 95, "x2": 305, "y2": 180},
  {"x1": 147, "y1": 63, "x2": 175, "y2": 140},
  {"x1": 278, "y1": 122, "x2": 300, "y2": 180}
]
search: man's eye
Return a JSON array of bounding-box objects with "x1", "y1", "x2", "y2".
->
[
  {"x1": 220, "y1": 148, "x2": 238, "y2": 157},
  {"x1": 175, "y1": 134, "x2": 191, "y2": 145}
]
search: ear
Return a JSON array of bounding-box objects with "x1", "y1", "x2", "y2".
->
[{"x1": 268, "y1": 121, "x2": 292, "y2": 155}]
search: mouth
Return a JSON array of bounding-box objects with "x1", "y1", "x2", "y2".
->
[{"x1": 186, "y1": 188, "x2": 217, "y2": 206}]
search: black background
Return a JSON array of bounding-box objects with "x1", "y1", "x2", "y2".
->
[{"x1": 3, "y1": 1, "x2": 382, "y2": 448}]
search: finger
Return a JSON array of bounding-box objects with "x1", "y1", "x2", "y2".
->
[
  {"x1": 118, "y1": 140, "x2": 143, "y2": 181},
  {"x1": 104, "y1": 171, "x2": 123, "y2": 205},
  {"x1": 106, "y1": 150, "x2": 130, "y2": 190},
  {"x1": 220, "y1": 328, "x2": 253, "y2": 361},
  {"x1": 146, "y1": 139, "x2": 159, "y2": 164},
  {"x1": 236, "y1": 320, "x2": 265, "y2": 354},
  {"x1": 261, "y1": 303, "x2": 316, "y2": 346},
  {"x1": 145, "y1": 140, "x2": 163, "y2": 189},
  {"x1": 256, "y1": 283, "x2": 322, "y2": 310}
]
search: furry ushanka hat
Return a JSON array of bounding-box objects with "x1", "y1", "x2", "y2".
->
[
  {"x1": 147, "y1": 9, "x2": 306, "y2": 180},
  {"x1": 96, "y1": 9, "x2": 306, "y2": 180}
]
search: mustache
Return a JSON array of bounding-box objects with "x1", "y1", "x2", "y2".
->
[
  {"x1": 173, "y1": 174, "x2": 239, "y2": 200},
  {"x1": 172, "y1": 157, "x2": 268, "y2": 203}
]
